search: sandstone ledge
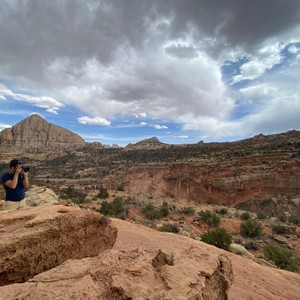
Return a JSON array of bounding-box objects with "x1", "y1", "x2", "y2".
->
[{"x1": 0, "y1": 205, "x2": 117, "y2": 286}]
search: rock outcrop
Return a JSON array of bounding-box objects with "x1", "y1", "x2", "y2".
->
[
  {"x1": 25, "y1": 185, "x2": 59, "y2": 206},
  {"x1": 0, "y1": 114, "x2": 86, "y2": 151},
  {"x1": 0, "y1": 205, "x2": 117, "y2": 285},
  {"x1": 0, "y1": 212, "x2": 300, "y2": 299}
]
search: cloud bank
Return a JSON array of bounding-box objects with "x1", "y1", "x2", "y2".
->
[{"x1": 0, "y1": 0, "x2": 299, "y2": 141}]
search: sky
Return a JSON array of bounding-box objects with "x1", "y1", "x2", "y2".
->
[{"x1": 0, "y1": 0, "x2": 299, "y2": 147}]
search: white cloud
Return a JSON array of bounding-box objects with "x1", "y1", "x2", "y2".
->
[
  {"x1": 288, "y1": 45, "x2": 300, "y2": 54},
  {"x1": 232, "y1": 43, "x2": 284, "y2": 84},
  {"x1": 153, "y1": 124, "x2": 168, "y2": 129},
  {"x1": 239, "y1": 84, "x2": 278, "y2": 101},
  {"x1": 140, "y1": 122, "x2": 147, "y2": 126},
  {"x1": 176, "y1": 135, "x2": 189, "y2": 139},
  {"x1": 77, "y1": 116, "x2": 111, "y2": 126},
  {"x1": 0, "y1": 84, "x2": 64, "y2": 114}
]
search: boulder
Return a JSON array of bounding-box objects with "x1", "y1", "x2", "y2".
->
[
  {"x1": 0, "y1": 205, "x2": 117, "y2": 285},
  {"x1": 25, "y1": 185, "x2": 59, "y2": 206}
]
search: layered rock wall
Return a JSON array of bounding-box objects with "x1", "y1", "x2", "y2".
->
[{"x1": 123, "y1": 153, "x2": 300, "y2": 205}]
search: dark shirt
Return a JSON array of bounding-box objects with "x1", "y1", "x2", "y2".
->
[{"x1": 1, "y1": 172, "x2": 25, "y2": 201}]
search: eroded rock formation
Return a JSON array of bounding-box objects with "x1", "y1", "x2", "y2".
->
[{"x1": 0, "y1": 205, "x2": 117, "y2": 285}]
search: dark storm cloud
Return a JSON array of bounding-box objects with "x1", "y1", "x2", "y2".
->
[
  {"x1": 162, "y1": 0, "x2": 300, "y2": 51},
  {"x1": 0, "y1": 0, "x2": 299, "y2": 140}
]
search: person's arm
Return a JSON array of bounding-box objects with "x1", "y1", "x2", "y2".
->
[
  {"x1": 23, "y1": 172, "x2": 29, "y2": 189},
  {"x1": 4, "y1": 167, "x2": 22, "y2": 189}
]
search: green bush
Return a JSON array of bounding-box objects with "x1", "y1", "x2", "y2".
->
[
  {"x1": 99, "y1": 197, "x2": 124, "y2": 217},
  {"x1": 256, "y1": 210, "x2": 267, "y2": 220},
  {"x1": 288, "y1": 215, "x2": 300, "y2": 225},
  {"x1": 263, "y1": 243, "x2": 299, "y2": 272},
  {"x1": 159, "y1": 223, "x2": 180, "y2": 233},
  {"x1": 98, "y1": 187, "x2": 109, "y2": 199},
  {"x1": 198, "y1": 210, "x2": 220, "y2": 227},
  {"x1": 240, "y1": 212, "x2": 251, "y2": 220},
  {"x1": 143, "y1": 203, "x2": 161, "y2": 219},
  {"x1": 271, "y1": 223, "x2": 287, "y2": 235},
  {"x1": 215, "y1": 207, "x2": 228, "y2": 215},
  {"x1": 160, "y1": 201, "x2": 169, "y2": 217},
  {"x1": 143, "y1": 202, "x2": 169, "y2": 220},
  {"x1": 244, "y1": 240, "x2": 259, "y2": 251},
  {"x1": 240, "y1": 219, "x2": 263, "y2": 238},
  {"x1": 60, "y1": 186, "x2": 87, "y2": 204},
  {"x1": 181, "y1": 206, "x2": 196, "y2": 215},
  {"x1": 201, "y1": 228, "x2": 232, "y2": 251}
]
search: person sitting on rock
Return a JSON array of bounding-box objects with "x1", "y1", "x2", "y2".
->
[{"x1": 1, "y1": 159, "x2": 30, "y2": 210}]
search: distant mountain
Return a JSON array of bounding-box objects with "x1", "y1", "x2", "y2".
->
[
  {"x1": 0, "y1": 114, "x2": 86, "y2": 151},
  {"x1": 125, "y1": 137, "x2": 170, "y2": 150}
]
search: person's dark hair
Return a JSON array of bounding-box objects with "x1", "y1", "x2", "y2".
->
[{"x1": 10, "y1": 159, "x2": 22, "y2": 168}]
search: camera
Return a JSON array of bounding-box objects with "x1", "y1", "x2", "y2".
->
[{"x1": 21, "y1": 166, "x2": 30, "y2": 172}]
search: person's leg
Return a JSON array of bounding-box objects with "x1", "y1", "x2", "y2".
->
[
  {"x1": 18, "y1": 199, "x2": 27, "y2": 208},
  {"x1": 4, "y1": 199, "x2": 27, "y2": 210},
  {"x1": 3, "y1": 201, "x2": 20, "y2": 211}
]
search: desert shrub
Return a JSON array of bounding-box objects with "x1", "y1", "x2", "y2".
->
[
  {"x1": 244, "y1": 240, "x2": 259, "y2": 251},
  {"x1": 143, "y1": 203, "x2": 162, "y2": 219},
  {"x1": 159, "y1": 223, "x2": 180, "y2": 233},
  {"x1": 278, "y1": 214, "x2": 288, "y2": 223},
  {"x1": 215, "y1": 207, "x2": 228, "y2": 215},
  {"x1": 240, "y1": 212, "x2": 251, "y2": 220},
  {"x1": 181, "y1": 206, "x2": 196, "y2": 215},
  {"x1": 60, "y1": 186, "x2": 88, "y2": 204},
  {"x1": 271, "y1": 223, "x2": 287, "y2": 235},
  {"x1": 99, "y1": 197, "x2": 124, "y2": 217},
  {"x1": 198, "y1": 210, "x2": 220, "y2": 227},
  {"x1": 143, "y1": 202, "x2": 169, "y2": 219},
  {"x1": 256, "y1": 210, "x2": 267, "y2": 220},
  {"x1": 288, "y1": 215, "x2": 300, "y2": 225},
  {"x1": 160, "y1": 201, "x2": 169, "y2": 217},
  {"x1": 240, "y1": 219, "x2": 263, "y2": 238},
  {"x1": 201, "y1": 228, "x2": 232, "y2": 251},
  {"x1": 98, "y1": 186, "x2": 109, "y2": 199},
  {"x1": 263, "y1": 243, "x2": 299, "y2": 272}
]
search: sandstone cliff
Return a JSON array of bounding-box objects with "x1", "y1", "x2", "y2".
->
[{"x1": 0, "y1": 114, "x2": 86, "y2": 151}]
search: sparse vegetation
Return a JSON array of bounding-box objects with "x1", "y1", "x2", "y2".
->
[
  {"x1": 271, "y1": 223, "x2": 287, "y2": 235},
  {"x1": 263, "y1": 243, "x2": 299, "y2": 272},
  {"x1": 59, "y1": 186, "x2": 88, "y2": 204},
  {"x1": 240, "y1": 212, "x2": 251, "y2": 220},
  {"x1": 142, "y1": 201, "x2": 170, "y2": 220},
  {"x1": 288, "y1": 215, "x2": 300, "y2": 225},
  {"x1": 98, "y1": 187, "x2": 109, "y2": 199},
  {"x1": 99, "y1": 197, "x2": 125, "y2": 217},
  {"x1": 244, "y1": 240, "x2": 259, "y2": 251},
  {"x1": 181, "y1": 206, "x2": 196, "y2": 215},
  {"x1": 159, "y1": 223, "x2": 180, "y2": 233},
  {"x1": 201, "y1": 228, "x2": 232, "y2": 251},
  {"x1": 215, "y1": 207, "x2": 228, "y2": 215},
  {"x1": 240, "y1": 219, "x2": 263, "y2": 238},
  {"x1": 198, "y1": 210, "x2": 220, "y2": 227}
]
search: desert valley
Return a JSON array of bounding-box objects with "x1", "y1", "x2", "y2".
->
[{"x1": 0, "y1": 114, "x2": 299, "y2": 299}]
